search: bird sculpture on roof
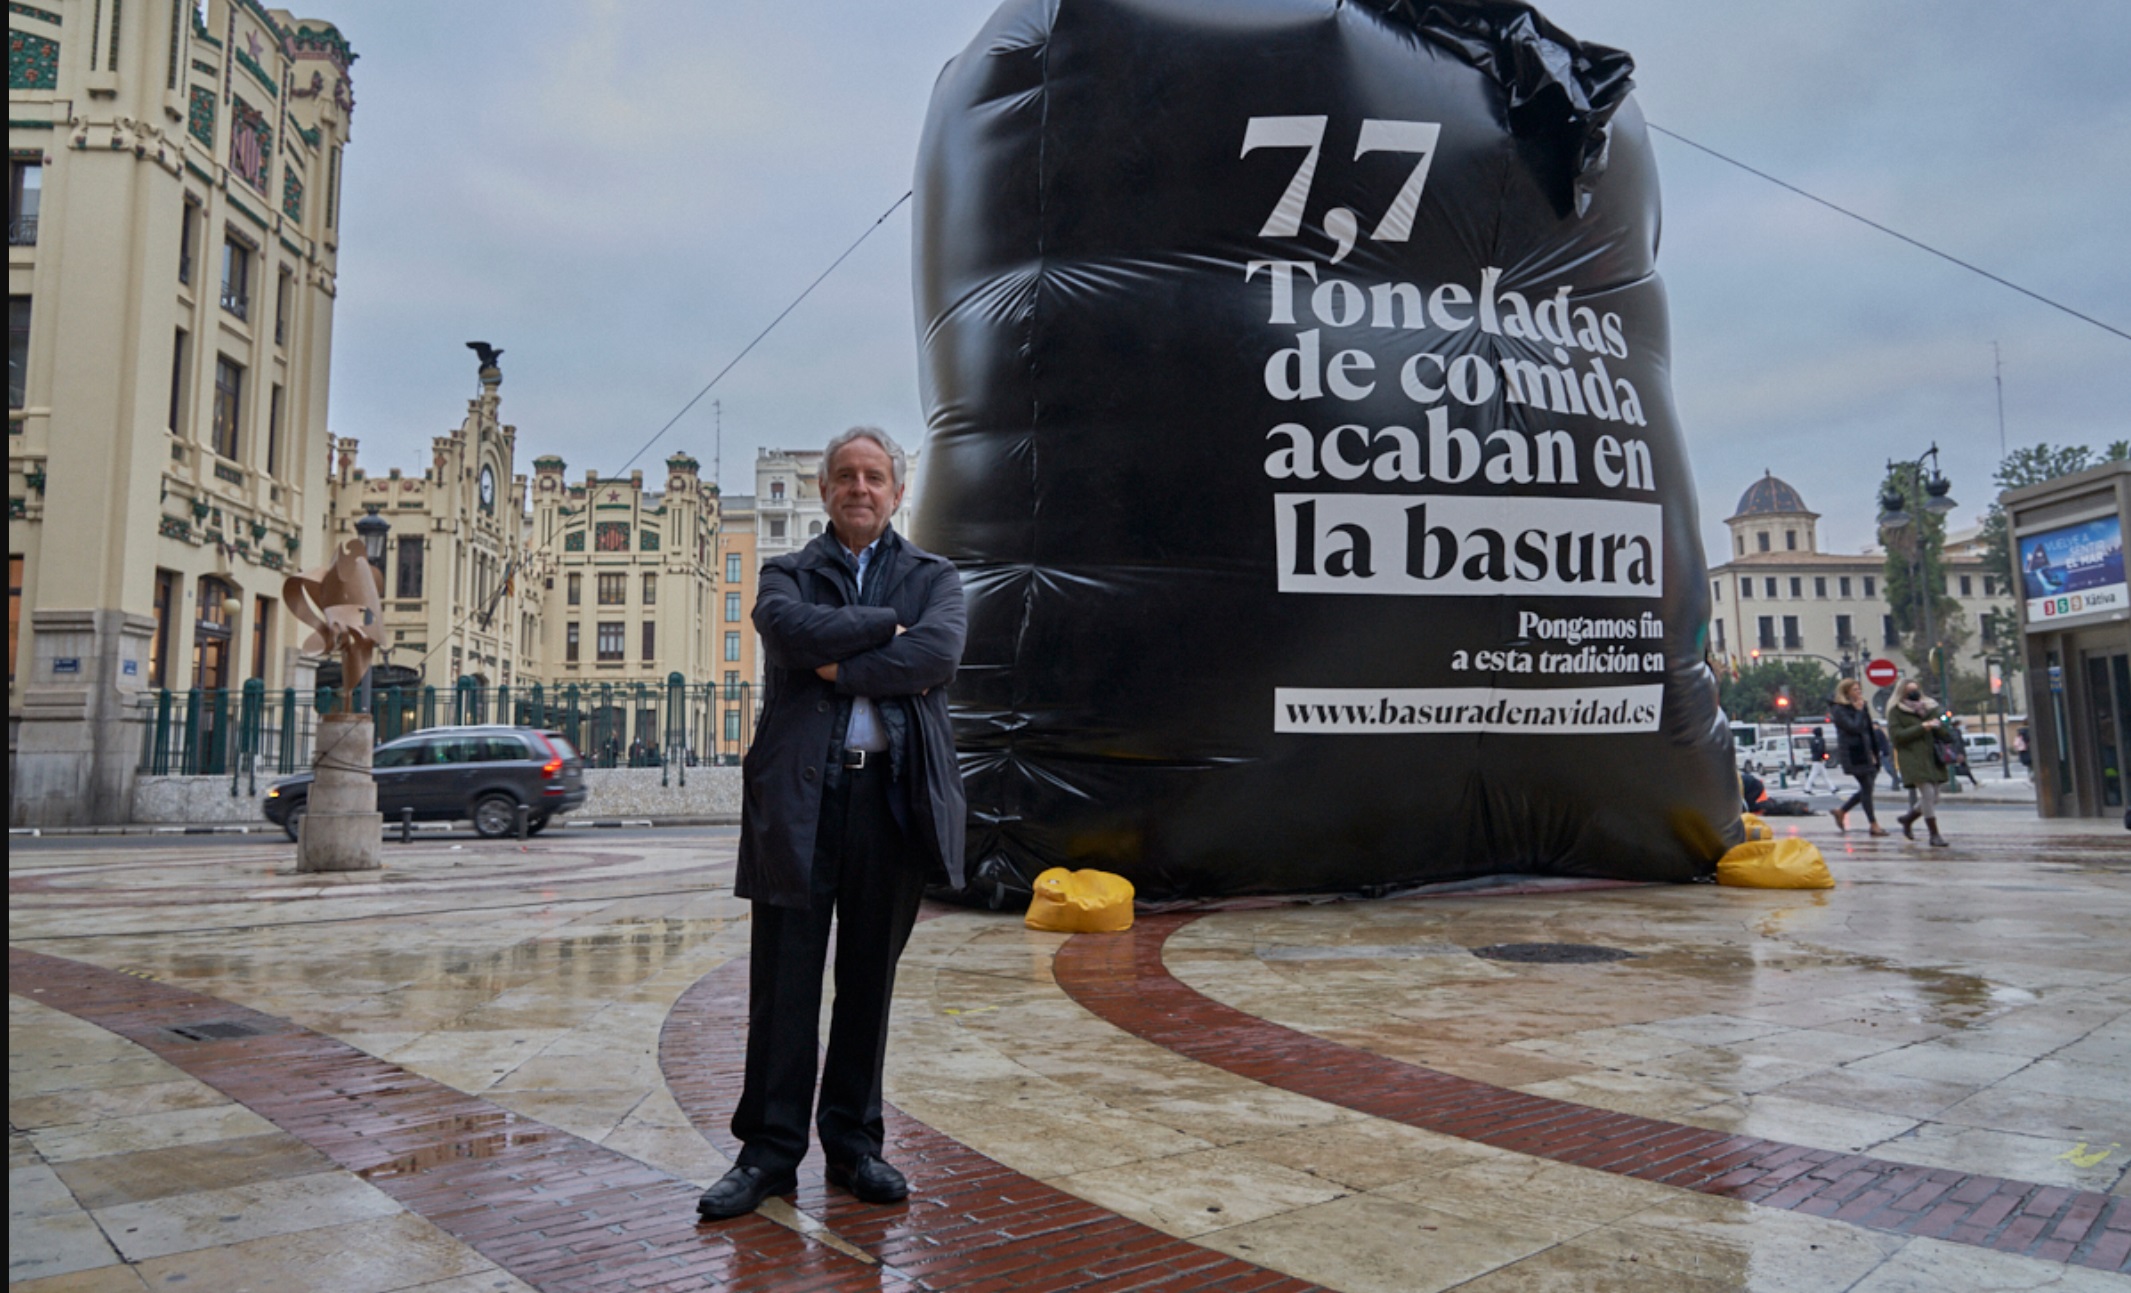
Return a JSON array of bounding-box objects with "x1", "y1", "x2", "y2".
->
[
  {"x1": 466, "y1": 340, "x2": 504, "y2": 374},
  {"x1": 283, "y1": 538, "x2": 384, "y2": 715}
]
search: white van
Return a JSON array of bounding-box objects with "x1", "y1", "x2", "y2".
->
[
  {"x1": 1963, "y1": 733, "x2": 2003, "y2": 765},
  {"x1": 1742, "y1": 731, "x2": 1821, "y2": 776}
]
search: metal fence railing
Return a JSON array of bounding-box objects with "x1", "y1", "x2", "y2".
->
[{"x1": 136, "y1": 674, "x2": 763, "y2": 793}]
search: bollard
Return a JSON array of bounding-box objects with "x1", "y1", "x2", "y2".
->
[
  {"x1": 400, "y1": 807, "x2": 413, "y2": 844},
  {"x1": 516, "y1": 803, "x2": 530, "y2": 841}
]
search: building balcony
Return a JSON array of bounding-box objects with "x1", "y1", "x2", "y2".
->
[
  {"x1": 7, "y1": 215, "x2": 35, "y2": 246},
  {"x1": 221, "y1": 290, "x2": 248, "y2": 320}
]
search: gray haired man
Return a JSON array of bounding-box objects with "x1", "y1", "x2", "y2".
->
[{"x1": 697, "y1": 427, "x2": 968, "y2": 1220}]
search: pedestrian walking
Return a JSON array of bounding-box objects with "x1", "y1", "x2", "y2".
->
[
  {"x1": 696, "y1": 426, "x2": 968, "y2": 1223},
  {"x1": 1887, "y1": 681, "x2": 1952, "y2": 847},
  {"x1": 1829, "y1": 679, "x2": 1888, "y2": 836},
  {"x1": 2015, "y1": 724, "x2": 2031, "y2": 772},
  {"x1": 1945, "y1": 717, "x2": 1981, "y2": 788},
  {"x1": 1801, "y1": 726, "x2": 1837, "y2": 792}
]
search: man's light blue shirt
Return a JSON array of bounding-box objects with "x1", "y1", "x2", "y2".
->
[{"x1": 843, "y1": 537, "x2": 888, "y2": 752}]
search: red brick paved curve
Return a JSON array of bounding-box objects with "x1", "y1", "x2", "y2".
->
[
  {"x1": 659, "y1": 953, "x2": 1324, "y2": 1292},
  {"x1": 1051, "y1": 915, "x2": 2131, "y2": 1275},
  {"x1": 10, "y1": 948, "x2": 907, "y2": 1293}
]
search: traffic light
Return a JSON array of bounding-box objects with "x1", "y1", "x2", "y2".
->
[{"x1": 1773, "y1": 684, "x2": 1792, "y2": 713}]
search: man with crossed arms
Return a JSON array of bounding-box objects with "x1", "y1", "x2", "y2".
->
[{"x1": 698, "y1": 426, "x2": 967, "y2": 1220}]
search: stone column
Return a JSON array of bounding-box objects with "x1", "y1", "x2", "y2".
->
[
  {"x1": 297, "y1": 714, "x2": 382, "y2": 872},
  {"x1": 10, "y1": 609, "x2": 156, "y2": 827}
]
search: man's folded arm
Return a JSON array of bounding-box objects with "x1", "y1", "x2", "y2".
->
[
  {"x1": 835, "y1": 570, "x2": 967, "y2": 698},
  {"x1": 753, "y1": 565, "x2": 898, "y2": 669}
]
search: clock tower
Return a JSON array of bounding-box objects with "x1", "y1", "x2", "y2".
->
[{"x1": 323, "y1": 348, "x2": 533, "y2": 692}]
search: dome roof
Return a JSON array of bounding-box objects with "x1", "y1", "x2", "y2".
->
[{"x1": 1733, "y1": 472, "x2": 1812, "y2": 517}]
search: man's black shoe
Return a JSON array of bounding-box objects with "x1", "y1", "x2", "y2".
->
[
  {"x1": 827, "y1": 1154, "x2": 909, "y2": 1204},
  {"x1": 697, "y1": 1165, "x2": 796, "y2": 1220}
]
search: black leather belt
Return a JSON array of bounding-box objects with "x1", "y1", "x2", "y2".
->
[{"x1": 839, "y1": 748, "x2": 884, "y2": 770}]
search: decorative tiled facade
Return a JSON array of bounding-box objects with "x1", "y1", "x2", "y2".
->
[
  {"x1": 8, "y1": 29, "x2": 60, "y2": 91},
  {"x1": 595, "y1": 521, "x2": 630, "y2": 552},
  {"x1": 227, "y1": 96, "x2": 271, "y2": 193},
  {"x1": 234, "y1": 44, "x2": 277, "y2": 97},
  {"x1": 9, "y1": 0, "x2": 361, "y2": 825},
  {"x1": 291, "y1": 22, "x2": 355, "y2": 72},
  {"x1": 186, "y1": 86, "x2": 216, "y2": 146}
]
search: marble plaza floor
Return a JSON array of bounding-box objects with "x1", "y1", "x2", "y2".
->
[{"x1": 8, "y1": 806, "x2": 2128, "y2": 1292}]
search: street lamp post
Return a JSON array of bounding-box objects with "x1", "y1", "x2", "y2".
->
[
  {"x1": 353, "y1": 508, "x2": 390, "y2": 721},
  {"x1": 1877, "y1": 444, "x2": 1961, "y2": 793}
]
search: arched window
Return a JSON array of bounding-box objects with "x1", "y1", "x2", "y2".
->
[{"x1": 808, "y1": 520, "x2": 823, "y2": 537}]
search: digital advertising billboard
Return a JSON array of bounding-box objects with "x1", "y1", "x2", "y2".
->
[{"x1": 2020, "y1": 514, "x2": 2127, "y2": 629}]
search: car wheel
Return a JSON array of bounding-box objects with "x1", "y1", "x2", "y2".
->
[
  {"x1": 282, "y1": 799, "x2": 306, "y2": 843},
  {"x1": 472, "y1": 793, "x2": 522, "y2": 839},
  {"x1": 526, "y1": 812, "x2": 551, "y2": 836}
]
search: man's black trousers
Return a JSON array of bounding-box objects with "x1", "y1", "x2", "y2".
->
[{"x1": 731, "y1": 759, "x2": 928, "y2": 1174}]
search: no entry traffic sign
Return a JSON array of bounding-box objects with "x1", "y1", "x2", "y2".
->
[{"x1": 1864, "y1": 658, "x2": 1900, "y2": 688}]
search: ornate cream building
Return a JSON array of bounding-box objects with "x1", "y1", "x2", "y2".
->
[
  {"x1": 528, "y1": 448, "x2": 721, "y2": 751},
  {"x1": 1707, "y1": 473, "x2": 2013, "y2": 687},
  {"x1": 325, "y1": 354, "x2": 734, "y2": 755},
  {"x1": 9, "y1": 0, "x2": 355, "y2": 825},
  {"x1": 324, "y1": 359, "x2": 536, "y2": 695}
]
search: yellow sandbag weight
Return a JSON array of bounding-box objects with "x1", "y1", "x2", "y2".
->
[
  {"x1": 1716, "y1": 838, "x2": 1834, "y2": 890},
  {"x1": 1740, "y1": 813, "x2": 1774, "y2": 841},
  {"x1": 1025, "y1": 868, "x2": 1136, "y2": 932}
]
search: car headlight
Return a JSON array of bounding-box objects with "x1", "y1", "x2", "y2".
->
[{"x1": 266, "y1": 787, "x2": 281, "y2": 798}]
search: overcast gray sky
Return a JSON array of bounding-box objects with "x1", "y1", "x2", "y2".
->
[{"x1": 325, "y1": 0, "x2": 2131, "y2": 562}]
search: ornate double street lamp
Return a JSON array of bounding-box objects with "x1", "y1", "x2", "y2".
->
[
  {"x1": 1877, "y1": 444, "x2": 1961, "y2": 792},
  {"x1": 353, "y1": 506, "x2": 391, "y2": 717}
]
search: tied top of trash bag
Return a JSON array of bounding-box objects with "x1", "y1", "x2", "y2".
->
[{"x1": 1360, "y1": 0, "x2": 1635, "y2": 215}]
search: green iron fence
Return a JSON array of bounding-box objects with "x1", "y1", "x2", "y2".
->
[{"x1": 137, "y1": 675, "x2": 762, "y2": 789}]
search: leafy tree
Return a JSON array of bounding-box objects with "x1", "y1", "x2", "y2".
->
[
  {"x1": 1878, "y1": 462, "x2": 1967, "y2": 690},
  {"x1": 1720, "y1": 658, "x2": 1838, "y2": 723},
  {"x1": 1979, "y1": 606, "x2": 2024, "y2": 681},
  {"x1": 1946, "y1": 667, "x2": 1993, "y2": 716}
]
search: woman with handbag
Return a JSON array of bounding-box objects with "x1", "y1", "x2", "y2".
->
[
  {"x1": 1829, "y1": 678, "x2": 1888, "y2": 835},
  {"x1": 1887, "y1": 680, "x2": 1952, "y2": 847}
]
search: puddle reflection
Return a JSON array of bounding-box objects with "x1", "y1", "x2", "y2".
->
[{"x1": 357, "y1": 1112, "x2": 551, "y2": 1180}]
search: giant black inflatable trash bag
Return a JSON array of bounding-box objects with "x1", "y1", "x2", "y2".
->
[{"x1": 911, "y1": 0, "x2": 1740, "y2": 903}]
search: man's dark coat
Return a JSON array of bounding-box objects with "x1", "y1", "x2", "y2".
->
[{"x1": 737, "y1": 528, "x2": 967, "y2": 908}]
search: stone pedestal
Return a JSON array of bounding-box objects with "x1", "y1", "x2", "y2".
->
[{"x1": 297, "y1": 714, "x2": 382, "y2": 872}]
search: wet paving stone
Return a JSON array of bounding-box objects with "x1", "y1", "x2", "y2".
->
[{"x1": 9, "y1": 812, "x2": 2127, "y2": 1289}]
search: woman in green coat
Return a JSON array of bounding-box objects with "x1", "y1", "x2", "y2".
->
[{"x1": 1886, "y1": 681, "x2": 1950, "y2": 846}]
